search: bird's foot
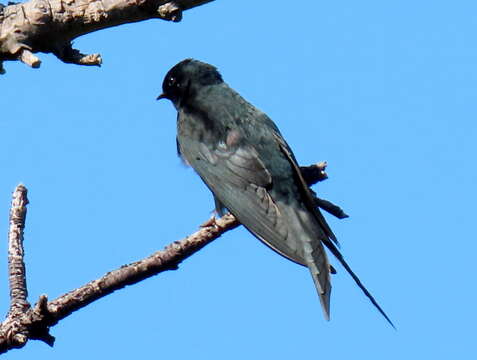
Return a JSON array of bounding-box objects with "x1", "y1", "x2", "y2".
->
[{"x1": 200, "y1": 215, "x2": 218, "y2": 228}]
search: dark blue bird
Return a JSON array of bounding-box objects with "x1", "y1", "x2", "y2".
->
[{"x1": 158, "y1": 59, "x2": 393, "y2": 327}]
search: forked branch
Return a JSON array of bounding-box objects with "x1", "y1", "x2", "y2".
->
[{"x1": 0, "y1": 162, "x2": 344, "y2": 354}]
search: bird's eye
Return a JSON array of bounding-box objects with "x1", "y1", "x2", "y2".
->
[{"x1": 168, "y1": 76, "x2": 179, "y2": 88}]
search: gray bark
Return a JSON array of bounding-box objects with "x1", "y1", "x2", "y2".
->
[{"x1": 0, "y1": 0, "x2": 214, "y2": 73}]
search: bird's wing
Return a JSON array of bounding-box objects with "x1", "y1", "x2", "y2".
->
[
  {"x1": 182, "y1": 138, "x2": 308, "y2": 266},
  {"x1": 180, "y1": 135, "x2": 333, "y2": 319},
  {"x1": 273, "y1": 133, "x2": 340, "y2": 247}
]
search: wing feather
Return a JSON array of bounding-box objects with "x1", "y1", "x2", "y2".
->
[
  {"x1": 179, "y1": 126, "x2": 333, "y2": 319},
  {"x1": 183, "y1": 139, "x2": 306, "y2": 266}
]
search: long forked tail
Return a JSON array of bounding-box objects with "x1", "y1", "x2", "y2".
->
[{"x1": 323, "y1": 239, "x2": 396, "y2": 328}]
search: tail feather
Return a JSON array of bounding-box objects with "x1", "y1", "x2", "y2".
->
[
  {"x1": 308, "y1": 263, "x2": 331, "y2": 320},
  {"x1": 291, "y1": 208, "x2": 332, "y2": 320},
  {"x1": 323, "y1": 239, "x2": 396, "y2": 328}
]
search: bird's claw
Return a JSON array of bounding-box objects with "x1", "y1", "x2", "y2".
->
[{"x1": 200, "y1": 216, "x2": 218, "y2": 228}]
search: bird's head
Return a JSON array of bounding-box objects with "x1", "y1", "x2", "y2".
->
[{"x1": 157, "y1": 59, "x2": 223, "y2": 107}]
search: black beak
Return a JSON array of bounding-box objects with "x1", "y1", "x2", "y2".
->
[{"x1": 156, "y1": 93, "x2": 168, "y2": 100}]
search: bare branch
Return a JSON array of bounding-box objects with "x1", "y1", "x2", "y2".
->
[
  {"x1": 46, "y1": 214, "x2": 239, "y2": 321},
  {"x1": 0, "y1": 162, "x2": 345, "y2": 354},
  {"x1": 18, "y1": 49, "x2": 41, "y2": 68},
  {"x1": 300, "y1": 162, "x2": 349, "y2": 219},
  {"x1": 51, "y1": 43, "x2": 102, "y2": 66},
  {"x1": 0, "y1": 209, "x2": 239, "y2": 354},
  {"x1": 158, "y1": 1, "x2": 183, "y2": 21},
  {"x1": 2, "y1": 184, "x2": 31, "y2": 351},
  {"x1": 0, "y1": 0, "x2": 214, "y2": 73},
  {"x1": 313, "y1": 197, "x2": 349, "y2": 219},
  {"x1": 300, "y1": 161, "x2": 328, "y2": 186},
  {"x1": 7, "y1": 184, "x2": 30, "y2": 316}
]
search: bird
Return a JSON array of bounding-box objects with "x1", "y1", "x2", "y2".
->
[{"x1": 157, "y1": 59, "x2": 394, "y2": 327}]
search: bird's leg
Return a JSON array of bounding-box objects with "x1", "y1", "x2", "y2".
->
[{"x1": 200, "y1": 214, "x2": 218, "y2": 228}]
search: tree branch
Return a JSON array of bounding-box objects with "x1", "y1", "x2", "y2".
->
[
  {"x1": 0, "y1": 0, "x2": 214, "y2": 73},
  {"x1": 4, "y1": 184, "x2": 30, "y2": 350},
  {"x1": 0, "y1": 162, "x2": 345, "y2": 354},
  {"x1": 7, "y1": 184, "x2": 30, "y2": 317},
  {"x1": 300, "y1": 161, "x2": 328, "y2": 185},
  {"x1": 301, "y1": 162, "x2": 349, "y2": 219},
  {"x1": 0, "y1": 200, "x2": 239, "y2": 353}
]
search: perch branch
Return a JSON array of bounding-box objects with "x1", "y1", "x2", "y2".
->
[
  {"x1": 0, "y1": 162, "x2": 344, "y2": 354},
  {"x1": 0, "y1": 208, "x2": 239, "y2": 353},
  {"x1": 45, "y1": 213, "x2": 239, "y2": 322},
  {"x1": 0, "y1": 0, "x2": 214, "y2": 73}
]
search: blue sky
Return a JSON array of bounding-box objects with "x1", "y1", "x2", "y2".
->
[{"x1": 1, "y1": 1, "x2": 476, "y2": 358}]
